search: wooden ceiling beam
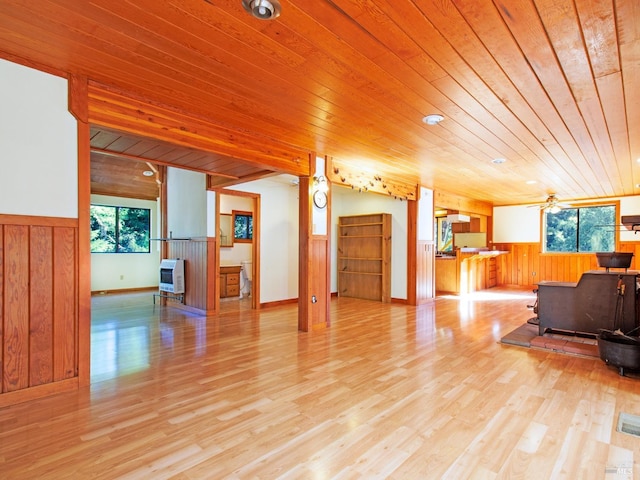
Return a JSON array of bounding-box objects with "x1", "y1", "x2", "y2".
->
[{"x1": 87, "y1": 84, "x2": 311, "y2": 178}]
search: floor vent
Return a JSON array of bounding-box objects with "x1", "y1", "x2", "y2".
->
[{"x1": 617, "y1": 412, "x2": 640, "y2": 438}]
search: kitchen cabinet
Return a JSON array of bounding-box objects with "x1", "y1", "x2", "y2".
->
[
  {"x1": 435, "y1": 256, "x2": 458, "y2": 293},
  {"x1": 436, "y1": 251, "x2": 505, "y2": 294},
  {"x1": 451, "y1": 217, "x2": 481, "y2": 233}
]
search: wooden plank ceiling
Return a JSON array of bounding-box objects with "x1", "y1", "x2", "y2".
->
[
  {"x1": 89, "y1": 126, "x2": 275, "y2": 200},
  {"x1": 1, "y1": 0, "x2": 639, "y2": 205}
]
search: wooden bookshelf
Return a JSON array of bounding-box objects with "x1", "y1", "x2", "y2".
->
[{"x1": 337, "y1": 213, "x2": 391, "y2": 302}]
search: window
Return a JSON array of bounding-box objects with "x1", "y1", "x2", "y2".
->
[
  {"x1": 90, "y1": 205, "x2": 151, "y2": 253},
  {"x1": 233, "y1": 210, "x2": 253, "y2": 242},
  {"x1": 544, "y1": 204, "x2": 615, "y2": 252},
  {"x1": 436, "y1": 217, "x2": 453, "y2": 252}
]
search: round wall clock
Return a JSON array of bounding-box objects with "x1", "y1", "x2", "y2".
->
[{"x1": 313, "y1": 190, "x2": 327, "y2": 208}]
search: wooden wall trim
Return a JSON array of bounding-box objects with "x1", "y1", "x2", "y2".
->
[
  {"x1": 253, "y1": 194, "x2": 261, "y2": 311},
  {"x1": 1, "y1": 221, "x2": 79, "y2": 399},
  {"x1": 0, "y1": 378, "x2": 78, "y2": 409},
  {"x1": 310, "y1": 238, "x2": 329, "y2": 330},
  {"x1": 435, "y1": 190, "x2": 493, "y2": 217},
  {"x1": 75, "y1": 87, "x2": 91, "y2": 388},
  {"x1": 167, "y1": 238, "x2": 216, "y2": 312},
  {"x1": 0, "y1": 51, "x2": 66, "y2": 80},
  {"x1": 298, "y1": 176, "x2": 311, "y2": 331},
  {"x1": 260, "y1": 298, "x2": 298, "y2": 309},
  {"x1": 30, "y1": 226, "x2": 54, "y2": 387},
  {"x1": 3, "y1": 225, "x2": 29, "y2": 392},
  {"x1": 406, "y1": 199, "x2": 418, "y2": 305},
  {"x1": 68, "y1": 74, "x2": 88, "y2": 123},
  {"x1": 327, "y1": 156, "x2": 419, "y2": 200},
  {"x1": 0, "y1": 214, "x2": 77, "y2": 227}
]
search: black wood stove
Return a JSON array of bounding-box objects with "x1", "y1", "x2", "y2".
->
[
  {"x1": 537, "y1": 271, "x2": 638, "y2": 336},
  {"x1": 535, "y1": 252, "x2": 640, "y2": 375}
]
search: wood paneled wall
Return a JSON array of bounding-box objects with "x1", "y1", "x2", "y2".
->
[
  {"x1": 166, "y1": 238, "x2": 216, "y2": 314},
  {"x1": 309, "y1": 238, "x2": 330, "y2": 329},
  {"x1": 414, "y1": 241, "x2": 435, "y2": 303},
  {"x1": 0, "y1": 214, "x2": 78, "y2": 405},
  {"x1": 493, "y1": 242, "x2": 640, "y2": 287}
]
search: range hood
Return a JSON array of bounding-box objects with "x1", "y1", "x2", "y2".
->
[{"x1": 447, "y1": 214, "x2": 470, "y2": 223}]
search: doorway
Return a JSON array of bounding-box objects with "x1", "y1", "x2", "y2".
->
[{"x1": 216, "y1": 189, "x2": 260, "y2": 310}]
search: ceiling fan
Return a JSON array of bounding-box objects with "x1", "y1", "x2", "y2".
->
[{"x1": 528, "y1": 194, "x2": 571, "y2": 213}]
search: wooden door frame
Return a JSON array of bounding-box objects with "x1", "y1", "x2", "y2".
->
[{"x1": 214, "y1": 188, "x2": 260, "y2": 310}]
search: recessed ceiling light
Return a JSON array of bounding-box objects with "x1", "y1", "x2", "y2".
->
[
  {"x1": 525, "y1": 180, "x2": 537, "y2": 185},
  {"x1": 492, "y1": 158, "x2": 506, "y2": 164},
  {"x1": 422, "y1": 114, "x2": 444, "y2": 125},
  {"x1": 242, "y1": 0, "x2": 281, "y2": 20},
  {"x1": 143, "y1": 170, "x2": 154, "y2": 177}
]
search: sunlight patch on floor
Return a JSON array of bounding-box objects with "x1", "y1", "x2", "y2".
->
[{"x1": 439, "y1": 290, "x2": 536, "y2": 301}]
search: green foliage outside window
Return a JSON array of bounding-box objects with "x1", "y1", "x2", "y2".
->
[
  {"x1": 545, "y1": 205, "x2": 615, "y2": 252},
  {"x1": 90, "y1": 205, "x2": 151, "y2": 253},
  {"x1": 234, "y1": 213, "x2": 253, "y2": 240}
]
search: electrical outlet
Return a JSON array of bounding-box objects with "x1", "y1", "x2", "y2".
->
[
  {"x1": 120, "y1": 275, "x2": 124, "y2": 280},
  {"x1": 311, "y1": 295, "x2": 317, "y2": 303}
]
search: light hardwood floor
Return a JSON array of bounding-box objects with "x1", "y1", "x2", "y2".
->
[{"x1": 1, "y1": 288, "x2": 639, "y2": 478}]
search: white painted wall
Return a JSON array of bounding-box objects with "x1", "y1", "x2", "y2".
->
[
  {"x1": 0, "y1": 59, "x2": 77, "y2": 218},
  {"x1": 206, "y1": 190, "x2": 217, "y2": 237},
  {"x1": 418, "y1": 186, "x2": 434, "y2": 241},
  {"x1": 90, "y1": 195, "x2": 161, "y2": 292},
  {"x1": 311, "y1": 157, "x2": 328, "y2": 235},
  {"x1": 166, "y1": 167, "x2": 207, "y2": 238},
  {"x1": 620, "y1": 196, "x2": 640, "y2": 242},
  {"x1": 331, "y1": 185, "x2": 409, "y2": 300},
  {"x1": 493, "y1": 205, "x2": 541, "y2": 243}
]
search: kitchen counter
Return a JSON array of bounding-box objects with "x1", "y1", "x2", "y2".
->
[
  {"x1": 436, "y1": 250, "x2": 508, "y2": 293},
  {"x1": 436, "y1": 255, "x2": 459, "y2": 292}
]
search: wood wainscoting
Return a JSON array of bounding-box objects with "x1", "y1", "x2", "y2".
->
[
  {"x1": 166, "y1": 237, "x2": 216, "y2": 315},
  {"x1": 0, "y1": 214, "x2": 79, "y2": 407},
  {"x1": 493, "y1": 242, "x2": 640, "y2": 287}
]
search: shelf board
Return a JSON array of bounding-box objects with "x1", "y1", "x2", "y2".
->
[
  {"x1": 339, "y1": 222, "x2": 383, "y2": 227},
  {"x1": 339, "y1": 257, "x2": 383, "y2": 261},
  {"x1": 338, "y1": 271, "x2": 382, "y2": 276},
  {"x1": 338, "y1": 235, "x2": 383, "y2": 239}
]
